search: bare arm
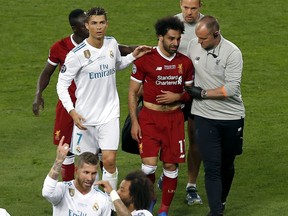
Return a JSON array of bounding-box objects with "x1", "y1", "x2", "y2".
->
[
  {"x1": 32, "y1": 63, "x2": 57, "y2": 116},
  {"x1": 113, "y1": 199, "x2": 132, "y2": 216},
  {"x1": 69, "y1": 109, "x2": 87, "y2": 130},
  {"x1": 118, "y1": 45, "x2": 138, "y2": 56},
  {"x1": 206, "y1": 86, "x2": 227, "y2": 99},
  {"x1": 128, "y1": 80, "x2": 142, "y2": 142},
  {"x1": 96, "y1": 180, "x2": 132, "y2": 216},
  {"x1": 48, "y1": 136, "x2": 70, "y2": 180}
]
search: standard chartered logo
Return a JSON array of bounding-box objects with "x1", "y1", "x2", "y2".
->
[{"x1": 155, "y1": 75, "x2": 182, "y2": 85}]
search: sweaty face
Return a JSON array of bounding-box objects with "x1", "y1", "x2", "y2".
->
[
  {"x1": 75, "y1": 163, "x2": 98, "y2": 194},
  {"x1": 180, "y1": 0, "x2": 201, "y2": 23},
  {"x1": 196, "y1": 26, "x2": 216, "y2": 51},
  {"x1": 85, "y1": 15, "x2": 108, "y2": 40},
  {"x1": 160, "y1": 29, "x2": 181, "y2": 56},
  {"x1": 117, "y1": 180, "x2": 133, "y2": 208}
]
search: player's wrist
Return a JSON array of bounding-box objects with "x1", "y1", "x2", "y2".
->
[{"x1": 110, "y1": 190, "x2": 120, "y2": 202}]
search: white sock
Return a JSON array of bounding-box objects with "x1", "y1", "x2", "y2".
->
[{"x1": 102, "y1": 167, "x2": 118, "y2": 190}]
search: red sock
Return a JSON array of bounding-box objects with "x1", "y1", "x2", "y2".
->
[
  {"x1": 61, "y1": 164, "x2": 75, "y2": 181},
  {"x1": 159, "y1": 175, "x2": 177, "y2": 213}
]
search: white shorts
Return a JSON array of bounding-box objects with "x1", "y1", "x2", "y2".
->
[{"x1": 70, "y1": 118, "x2": 120, "y2": 155}]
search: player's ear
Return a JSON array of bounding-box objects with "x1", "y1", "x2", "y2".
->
[{"x1": 85, "y1": 22, "x2": 89, "y2": 30}]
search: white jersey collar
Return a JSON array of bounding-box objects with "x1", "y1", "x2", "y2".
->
[{"x1": 156, "y1": 47, "x2": 176, "y2": 61}]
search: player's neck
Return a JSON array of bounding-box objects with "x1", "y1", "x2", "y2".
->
[
  {"x1": 87, "y1": 37, "x2": 104, "y2": 49},
  {"x1": 158, "y1": 46, "x2": 176, "y2": 58},
  {"x1": 72, "y1": 34, "x2": 86, "y2": 45},
  {"x1": 128, "y1": 204, "x2": 136, "y2": 213}
]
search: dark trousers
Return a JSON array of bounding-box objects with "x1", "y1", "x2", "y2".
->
[{"x1": 194, "y1": 115, "x2": 244, "y2": 215}]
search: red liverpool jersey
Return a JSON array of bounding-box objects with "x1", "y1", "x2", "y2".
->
[
  {"x1": 48, "y1": 35, "x2": 77, "y2": 102},
  {"x1": 131, "y1": 47, "x2": 194, "y2": 104}
]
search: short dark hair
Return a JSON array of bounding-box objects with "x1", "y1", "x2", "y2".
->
[
  {"x1": 68, "y1": 9, "x2": 85, "y2": 26},
  {"x1": 155, "y1": 16, "x2": 185, "y2": 37},
  {"x1": 76, "y1": 152, "x2": 98, "y2": 168},
  {"x1": 86, "y1": 7, "x2": 107, "y2": 21},
  {"x1": 125, "y1": 170, "x2": 154, "y2": 210}
]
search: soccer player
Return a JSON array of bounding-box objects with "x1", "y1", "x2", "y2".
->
[
  {"x1": 158, "y1": 0, "x2": 204, "y2": 206},
  {"x1": 32, "y1": 9, "x2": 88, "y2": 181},
  {"x1": 57, "y1": 7, "x2": 151, "y2": 190},
  {"x1": 42, "y1": 136, "x2": 112, "y2": 216},
  {"x1": 98, "y1": 170, "x2": 154, "y2": 216},
  {"x1": 128, "y1": 16, "x2": 194, "y2": 216},
  {"x1": 186, "y1": 16, "x2": 245, "y2": 215},
  {"x1": 33, "y1": 9, "x2": 137, "y2": 181}
]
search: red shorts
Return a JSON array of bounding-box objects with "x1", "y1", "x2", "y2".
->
[
  {"x1": 53, "y1": 100, "x2": 74, "y2": 145},
  {"x1": 138, "y1": 106, "x2": 186, "y2": 163}
]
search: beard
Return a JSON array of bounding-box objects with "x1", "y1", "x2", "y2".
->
[
  {"x1": 163, "y1": 43, "x2": 178, "y2": 55},
  {"x1": 122, "y1": 197, "x2": 134, "y2": 208}
]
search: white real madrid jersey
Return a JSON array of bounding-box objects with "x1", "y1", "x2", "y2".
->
[
  {"x1": 57, "y1": 37, "x2": 135, "y2": 125},
  {"x1": 42, "y1": 176, "x2": 112, "y2": 216}
]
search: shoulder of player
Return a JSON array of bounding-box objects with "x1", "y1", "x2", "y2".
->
[
  {"x1": 71, "y1": 41, "x2": 87, "y2": 54},
  {"x1": 104, "y1": 35, "x2": 118, "y2": 45},
  {"x1": 49, "y1": 35, "x2": 71, "y2": 51},
  {"x1": 104, "y1": 35, "x2": 116, "y2": 40},
  {"x1": 176, "y1": 52, "x2": 192, "y2": 62},
  {"x1": 51, "y1": 35, "x2": 71, "y2": 47},
  {"x1": 92, "y1": 186, "x2": 110, "y2": 197}
]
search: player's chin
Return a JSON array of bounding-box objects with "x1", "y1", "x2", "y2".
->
[{"x1": 170, "y1": 49, "x2": 178, "y2": 54}]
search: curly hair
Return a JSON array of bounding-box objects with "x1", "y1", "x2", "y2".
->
[
  {"x1": 125, "y1": 170, "x2": 154, "y2": 210},
  {"x1": 155, "y1": 16, "x2": 185, "y2": 37}
]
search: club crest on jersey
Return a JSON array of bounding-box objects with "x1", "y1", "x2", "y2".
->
[
  {"x1": 132, "y1": 64, "x2": 137, "y2": 74},
  {"x1": 69, "y1": 188, "x2": 75, "y2": 197},
  {"x1": 60, "y1": 65, "x2": 66, "y2": 73},
  {"x1": 76, "y1": 146, "x2": 81, "y2": 154},
  {"x1": 109, "y1": 50, "x2": 114, "y2": 58},
  {"x1": 92, "y1": 202, "x2": 99, "y2": 211},
  {"x1": 177, "y1": 64, "x2": 183, "y2": 74},
  {"x1": 84, "y1": 50, "x2": 91, "y2": 59},
  {"x1": 54, "y1": 130, "x2": 61, "y2": 141}
]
